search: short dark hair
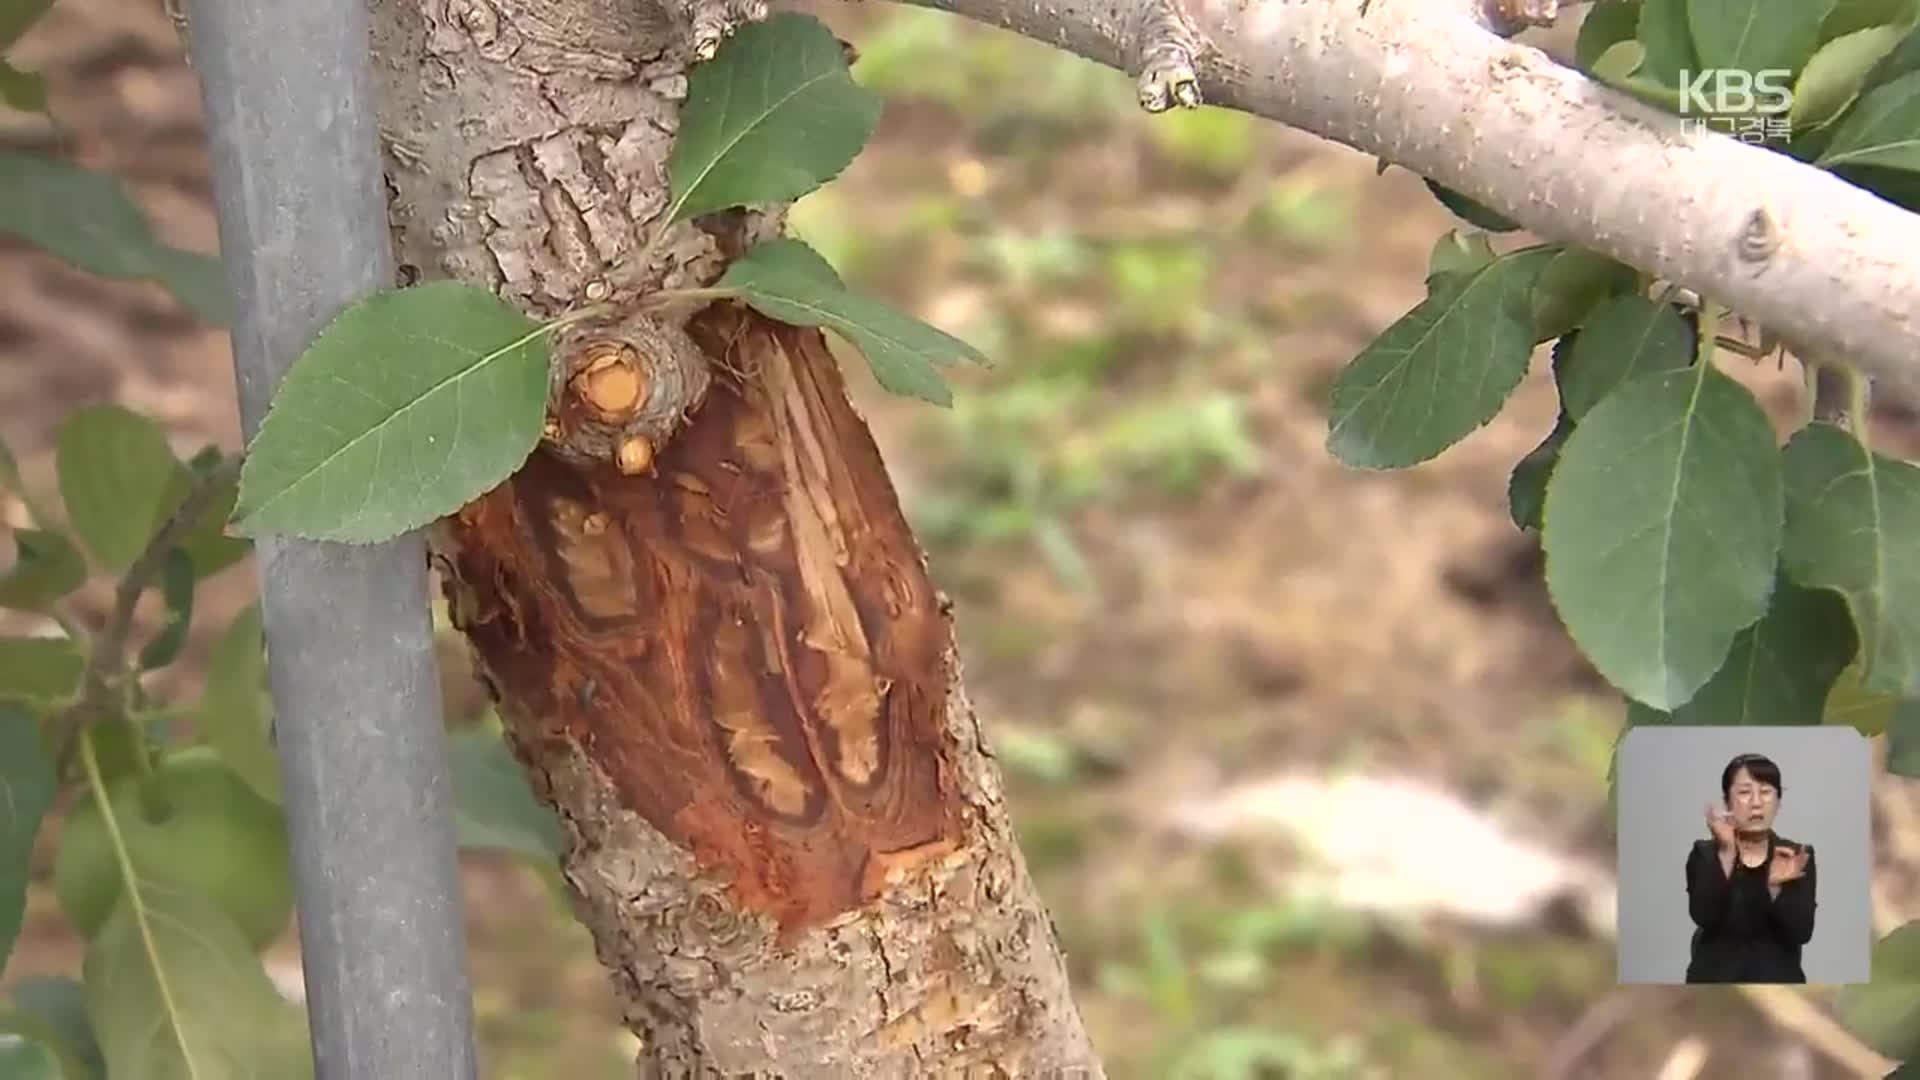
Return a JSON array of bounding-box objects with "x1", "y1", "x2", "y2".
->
[{"x1": 1722, "y1": 753, "x2": 1783, "y2": 800}]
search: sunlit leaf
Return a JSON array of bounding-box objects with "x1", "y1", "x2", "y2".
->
[
  {"x1": 719, "y1": 238, "x2": 985, "y2": 405},
  {"x1": 55, "y1": 406, "x2": 189, "y2": 574},
  {"x1": 1793, "y1": 23, "x2": 1911, "y2": 130},
  {"x1": 0, "y1": 59, "x2": 44, "y2": 114},
  {"x1": 0, "y1": 638, "x2": 82, "y2": 705},
  {"x1": 232, "y1": 282, "x2": 550, "y2": 543},
  {"x1": 1543, "y1": 363, "x2": 1782, "y2": 709},
  {"x1": 1819, "y1": 69, "x2": 1920, "y2": 169},
  {"x1": 666, "y1": 13, "x2": 881, "y2": 222},
  {"x1": 198, "y1": 606, "x2": 280, "y2": 805},
  {"x1": 84, "y1": 880, "x2": 310, "y2": 1080},
  {"x1": 1824, "y1": 662, "x2": 1899, "y2": 735}
]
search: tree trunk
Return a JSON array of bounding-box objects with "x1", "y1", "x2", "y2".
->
[{"x1": 365, "y1": 0, "x2": 1101, "y2": 1073}]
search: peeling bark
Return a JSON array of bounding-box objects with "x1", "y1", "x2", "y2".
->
[{"x1": 366, "y1": 0, "x2": 1099, "y2": 1072}]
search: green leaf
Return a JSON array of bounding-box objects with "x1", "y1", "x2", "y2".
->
[
  {"x1": 138, "y1": 247, "x2": 230, "y2": 328},
  {"x1": 1865, "y1": 23, "x2": 1920, "y2": 86},
  {"x1": 1627, "y1": 577, "x2": 1856, "y2": 724},
  {"x1": 1825, "y1": 662, "x2": 1900, "y2": 734},
  {"x1": 54, "y1": 406, "x2": 187, "y2": 574},
  {"x1": 1530, "y1": 248, "x2": 1637, "y2": 342},
  {"x1": 1577, "y1": 0, "x2": 1644, "y2": 72},
  {"x1": 0, "y1": 59, "x2": 46, "y2": 114},
  {"x1": 0, "y1": 153, "x2": 228, "y2": 324},
  {"x1": 1426, "y1": 230, "x2": 1496, "y2": 286},
  {"x1": 665, "y1": 12, "x2": 881, "y2": 223},
  {"x1": 1553, "y1": 295, "x2": 1696, "y2": 419},
  {"x1": 1422, "y1": 179, "x2": 1519, "y2": 232},
  {"x1": 1326, "y1": 248, "x2": 1554, "y2": 469},
  {"x1": 134, "y1": 549, "x2": 194, "y2": 672},
  {"x1": 1824, "y1": 0, "x2": 1918, "y2": 41},
  {"x1": 0, "y1": 1012, "x2": 71, "y2": 1080},
  {"x1": 1819, "y1": 69, "x2": 1920, "y2": 168},
  {"x1": 232, "y1": 282, "x2": 550, "y2": 543},
  {"x1": 718, "y1": 238, "x2": 985, "y2": 406},
  {"x1": 1591, "y1": 43, "x2": 1687, "y2": 109},
  {"x1": 1542, "y1": 363, "x2": 1783, "y2": 709},
  {"x1": 0, "y1": 638, "x2": 83, "y2": 705},
  {"x1": 8, "y1": 977, "x2": 104, "y2": 1080},
  {"x1": 1687, "y1": 0, "x2": 1832, "y2": 77},
  {"x1": 1794, "y1": 24, "x2": 1912, "y2": 130},
  {"x1": 1780, "y1": 423, "x2": 1920, "y2": 697},
  {"x1": 1509, "y1": 413, "x2": 1572, "y2": 532},
  {"x1": 449, "y1": 726, "x2": 562, "y2": 860},
  {"x1": 199, "y1": 607, "x2": 279, "y2": 805},
  {"x1": 0, "y1": 702, "x2": 56, "y2": 979},
  {"x1": 84, "y1": 880, "x2": 310, "y2": 1080},
  {"x1": 0, "y1": 530, "x2": 88, "y2": 613},
  {"x1": 1639, "y1": 0, "x2": 1700, "y2": 84},
  {"x1": 1835, "y1": 921, "x2": 1920, "y2": 1060},
  {"x1": 58, "y1": 748, "x2": 292, "y2": 950},
  {"x1": 0, "y1": 0, "x2": 54, "y2": 46},
  {"x1": 1889, "y1": 699, "x2": 1920, "y2": 777}
]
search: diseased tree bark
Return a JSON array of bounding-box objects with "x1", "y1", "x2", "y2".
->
[{"x1": 366, "y1": 0, "x2": 1100, "y2": 1072}]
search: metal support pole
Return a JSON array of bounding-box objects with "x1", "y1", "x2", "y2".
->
[{"x1": 182, "y1": 1, "x2": 479, "y2": 1076}]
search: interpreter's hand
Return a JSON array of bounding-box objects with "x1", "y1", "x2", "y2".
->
[
  {"x1": 1706, "y1": 803, "x2": 1737, "y2": 850},
  {"x1": 1768, "y1": 844, "x2": 1810, "y2": 887}
]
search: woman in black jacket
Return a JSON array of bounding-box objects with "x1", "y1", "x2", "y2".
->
[{"x1": 1685, "y1": 752, "x2": 1816, "y2": 983}]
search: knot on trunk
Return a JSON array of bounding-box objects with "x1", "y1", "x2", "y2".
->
[{"x1": 545, "y1": 310, "x2": 713, "y2": 472}]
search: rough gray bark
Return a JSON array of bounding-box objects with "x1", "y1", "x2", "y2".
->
[{"x1": 365, "y1": 0, "x2": 1101, "y2": 1074}]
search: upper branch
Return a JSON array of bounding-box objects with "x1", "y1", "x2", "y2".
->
[{"x1": 901, "y1": 0, "x2": 1920, "y2": 398}]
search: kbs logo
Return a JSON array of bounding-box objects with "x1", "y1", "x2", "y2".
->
[{"x1": 1676, "y1": 69, "x2": 1793, "y2": 115}]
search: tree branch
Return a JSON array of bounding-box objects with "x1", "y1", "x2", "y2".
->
[
  {"x1": 898, "y1": 0, "x2": 1920, "y2": 398},
  {"x1": 48, "y1": 457, "x2": 242, "y2": 770}
]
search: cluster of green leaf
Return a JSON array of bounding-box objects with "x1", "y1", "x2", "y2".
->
[
  {"x1": 1575, "y1": 0, "x2": 1920, "y2": 199},
  {"x1": 1372, "y1": 2, "x2": 1920, "y2": 1058},
  {"x1": 0, "y1": 417, "x2": 567, "y2": 1077}
]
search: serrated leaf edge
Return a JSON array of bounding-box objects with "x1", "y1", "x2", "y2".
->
[
  {"x1": 232, "y1": 299, "x2": 555, "y2": 542},
  {"x1": 666, "y1": 14, "x2": 876, "y2": 224}
]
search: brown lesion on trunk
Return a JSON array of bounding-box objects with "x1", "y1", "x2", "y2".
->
[{"x1": 440, "y1": 303, "x2": 965, "y2": 934}]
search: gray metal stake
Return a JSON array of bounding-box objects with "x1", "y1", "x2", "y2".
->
[{"x1": 182, "y1": 0, "x2": 479, "y2": 1075}]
